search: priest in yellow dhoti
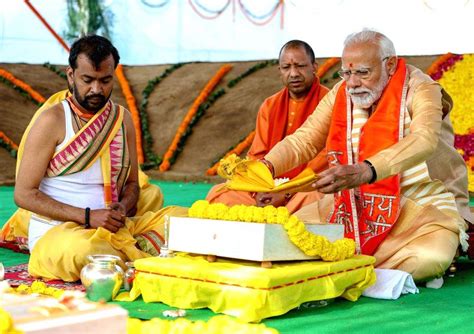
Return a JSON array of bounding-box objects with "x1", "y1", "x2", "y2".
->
[
  {"x1": 257, "y1": 30, "x2": 472, "y2": 282},
  {"x1": 2, "y1": 35, "x2": 185, "y2": 281},
  {"x1": 1, "y1": 89, "x2": 164, "y2": 248}
]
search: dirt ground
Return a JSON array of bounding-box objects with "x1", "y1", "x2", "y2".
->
[{"x1": 0, "y1": 56, "x2": 437, "y2": 185}]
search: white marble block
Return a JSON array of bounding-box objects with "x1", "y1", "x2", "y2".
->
[{"x1": 168, "y1": 217, "x2": 344, "y2": 262}]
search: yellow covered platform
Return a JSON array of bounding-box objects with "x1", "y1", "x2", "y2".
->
[{"x1": 118, "y1": 254, "x2": 376, "y2": 323}]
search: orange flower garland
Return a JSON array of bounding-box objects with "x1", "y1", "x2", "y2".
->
[
  {"x1": 0, "y1": 131, "x2": 19, "y2": 150},
  {"x1": 159, "y1": 64, "x2": 233, "y2": 172},
  {"x1": 426, "y1": 53, "x2": 453, "y2": 78},
  {"x1": 0, "y1": 68, "x2": 46, "y2": 104},
  {"x1": 206, "y1": 130, "x2": 255, "y2": 176},
  {"x1": 0, "y1": 131, "x2": 19, "y2": 158},
  {"x1": 115, "y1": 64, "x2": 144, "y2": 164},
  {"x1": 317, "y1": 57, "x2": 340, "y2": 78}
]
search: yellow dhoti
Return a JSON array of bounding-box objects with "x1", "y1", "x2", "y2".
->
[
  {"x1": 29, "y1": 206, "x2": 188, "y2": 282},
  {"x1": 1, "y1": 89, "x2": 164, "y2": 245}
]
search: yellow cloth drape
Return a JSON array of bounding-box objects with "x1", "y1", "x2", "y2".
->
[
  {"x1": 28, "y1": 206, "x2": 188, "y2": 281},
  {"x1": 218, "y1": 155, "x2": 318, "y2": 194},
  {"x1": 116, "y1": 254, "x2": 376, "y2": 323},
  {"x1": 1, "y1": 89, "x2": 164, "y2": 243}
]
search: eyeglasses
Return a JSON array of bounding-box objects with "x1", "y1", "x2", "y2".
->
[{"x1": 337, "y1": 57, "x2": 389, "y2": 81}]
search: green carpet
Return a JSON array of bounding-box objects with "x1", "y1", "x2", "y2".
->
[{"x1": 1, "y1": 182, "x2": 473, "y2": 334}]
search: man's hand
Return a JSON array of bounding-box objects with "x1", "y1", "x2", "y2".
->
[
  {"x1": 255, "y1": 192, "x2": 291, "y2": 208},
  {"x1": 110, "y1": 201, "x2": 137, "y2": 218},
  {"x1": 109, "y1": 202, "x2": 127, "y2": 216},
  {"x1": 89, "y1": 208, "x2": 125, "y2": 233},
  {"x1": 311, "y1": 162, "x2": 373, "y2": 194}
]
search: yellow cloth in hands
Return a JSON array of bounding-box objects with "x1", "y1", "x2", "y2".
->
[{"x1": 218, "y1": 154, "x2": 319, "y2": 193}]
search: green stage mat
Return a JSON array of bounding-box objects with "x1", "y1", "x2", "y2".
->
[{"x1": 1, "y1": 182, "x2": 473, "y2": 334}]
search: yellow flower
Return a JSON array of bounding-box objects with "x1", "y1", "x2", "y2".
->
[
  {"x1": 438, "y1": 54, "x2": 474, "y2": 135},
  {"x1": 437, "y1": 54, "x2": 474, "y2": 191},
  {"x1": 0, "y1": 308, "x2": 14, "y2": 333},
  {"x1": 13, "y1": 281, "x2": 64, "y2": 299}
]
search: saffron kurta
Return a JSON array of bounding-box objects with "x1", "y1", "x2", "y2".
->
[
  {"x1": 265, "y1": 65, "x2": 471, "y2": 281},
  {"x1": 206, "y1": 80, "x2": 329, "y2": 213}
]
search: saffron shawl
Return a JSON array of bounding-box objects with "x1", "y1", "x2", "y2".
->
[
  {"x1": 326, "y1": 59, "x2": 409, "y2": 255},
  {"x1": 265, "y1": 79, "x2": 326, "y2": 178}
]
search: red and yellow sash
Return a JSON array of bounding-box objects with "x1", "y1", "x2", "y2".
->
[
  {"x1": 46, "y1": 98, "x2": 130, "y2": 205},
  {"x1": 326, "y1": 59, "x2": 409, "y2": 255}
]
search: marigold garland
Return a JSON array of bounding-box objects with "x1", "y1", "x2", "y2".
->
[
  {"x1": 14, "y1": 281, "x2": 65, "y2": 299},
  {"x1": 317, "y1": 57, "x2": 340, "y2": 78},
  {"x1": 0, "y1": 67, "x2": 46, "y2": 105},
  {"x1": 165, "y1": 60, "x2": 279, "y2": 171},
  {"x1": 159, "y1": 64, "x2": 233, "y2": 171},
  {"x1": 189, "y1": 200, "x2": 355, "y2": 261},
  {"x1": 437, "y1": 54, "x2": 474, "y2": 192},
  {"x1": 140, "y1": 63, "x2": 185, "y2": 169},
  {"x1": 206, "y1": 131, "x2": 255, "y2": 176},
  {"x1": 0, "y1": 131, "x2": 19, "y2": 158},
  {"x1": 426, "y1": 53, "x2": 463, "y2": 80},
  {"x1": 170, "y1": 88, "x2": 227, "y2": 167},
  {"x1": 115, "y1": 64, "x2": 144, "y2": 164}
]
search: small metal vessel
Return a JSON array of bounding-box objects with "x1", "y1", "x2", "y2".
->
[
  {"x1": 123, "y1": 261, "x2": 135, "y2": 291},
  {"x1": 80, "y1": 254, "x2": 124, "y2": 302}
]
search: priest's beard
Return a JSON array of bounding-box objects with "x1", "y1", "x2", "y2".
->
[
  {"x1": 347, "y1": 70, "x2": 390, "y2": 109},
  {"x1": 72, "y1": 84, "x2": 111, "y2": 112}
]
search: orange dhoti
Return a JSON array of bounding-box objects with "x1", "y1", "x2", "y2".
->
[{"x1": 206, "y1": 185, "x2": 324, "y2": 214}]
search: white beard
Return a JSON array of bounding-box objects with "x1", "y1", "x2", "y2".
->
[{"x1": 347, "y1": 70, "x2": 390, "y2": 109}]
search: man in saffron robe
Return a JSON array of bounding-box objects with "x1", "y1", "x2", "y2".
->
[
  {"x1": 262, "y1": 30, "x2": 472, "y2": 282},
  {"x1": 9, "y1": 35, "x2": 185, "y2": 281},
  {"x1": 206, "y1": 40, "x2": 329, "y2": 212}
]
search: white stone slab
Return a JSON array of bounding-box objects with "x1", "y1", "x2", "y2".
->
[
  {"x1": 168, "y1": 217, "x2": 344, "y2": 262},
  {"x1": 1, "y1": 293, "x2": 127, "y2": 334}
]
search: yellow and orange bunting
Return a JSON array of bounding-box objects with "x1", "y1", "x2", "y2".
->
[
  {"x1": 115, "y1": 64, "x2": 144, "y2": 164},
  {"x1": 206, "y1": 130, "x2": 256, "y2": 176},
  {"x1": 0, "y1": 67, "x2": 46, "y2": 104},
  {"x1": 159, "y1": 64, "x2": 233, "y2": 172}
]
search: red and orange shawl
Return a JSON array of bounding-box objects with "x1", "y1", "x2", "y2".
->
[{"x1": 326, "y1": 59, "x2": 409, "y2": 255}]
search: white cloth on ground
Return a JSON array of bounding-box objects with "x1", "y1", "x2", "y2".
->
[{"x1": 362, "y1": 268, "x2": 419, "y2": 299}]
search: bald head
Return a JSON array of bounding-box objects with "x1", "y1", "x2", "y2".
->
[
  {"x1": 278, "y1": 40, "x2": 318, "y2": 100},
  {"x1": 279, "y1": 40, "x2": 315, "y2": 63}
]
